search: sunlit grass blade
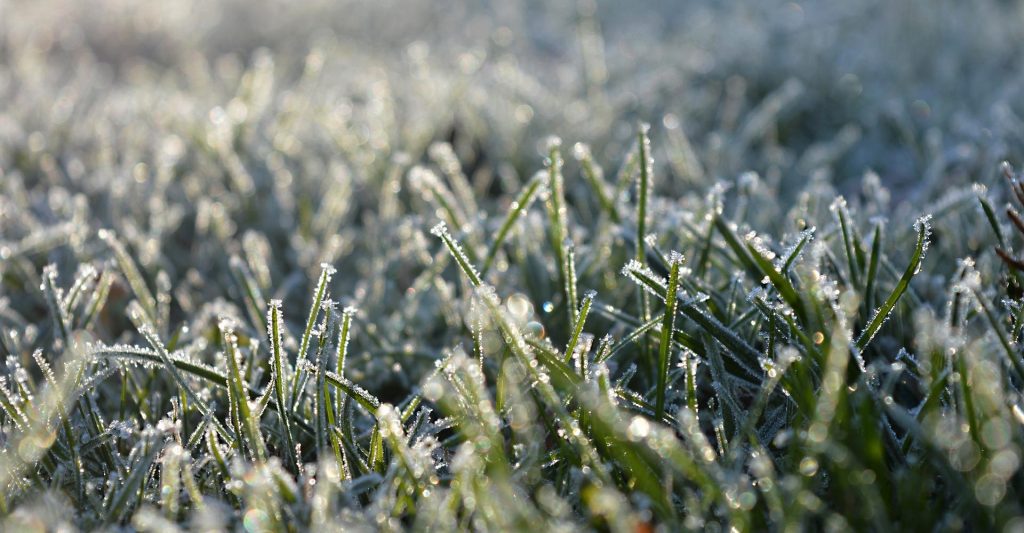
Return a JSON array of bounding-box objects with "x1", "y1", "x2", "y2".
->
[
  {"x1": 429, "y1": 142, "x2": 478, "y2": 217},
  {"x1": 290, "y1": 262, "x2": 335, "y2": 409},
  {"x1": 40, "y1": 265, "x2": 71, "y2": 346},
  {"x1": 333, "y1": 304, "x2": 356, "y2": 438},
  {"x1": 543, "y1": 137, "x2": 572, "y2": 318},
  {"x1": 410, "y1": 166, "x2": 472, "y2": 253},
  {"x1": 267, "y1": 300, "x2": 297, "y2": 466},
  {"x1": 77, "y1": 268, "x2": 113, "y2": 330},
  {"x1": 219, "y1": 318, "x2": 267, "y2": 462},
  {"x1": 431, "y1": 221, "x2": 483, "y2": 287},
  {"x1": 313, "y1": 302, "x2": 335, "y2": 453},
  {"x1": 563, "y1": 240, "x2": 580, "y2": 327},
  {"x1": 62, "y1": 264, "x2": 98, "y2": 318},
  {"x1": 565, "y1": 290, "x2": 595, "y2": 368},
  {"x1": 655, "y1": 253, "x2": 683, "y2": 418},
  {"x1": 781, "y1": 227, "x2": 815, "y2": 273}
]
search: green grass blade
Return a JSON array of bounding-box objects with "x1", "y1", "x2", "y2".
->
[
  {"x1": 481, "y1": 172, "x2": 544, "y2": 276},
  {"x1": 220, "y1": 318, "x2": 267, "y2": 462},
  {"x1": 267, "y1": 300, "x2": 297, "y2": 466},
  {"x1": 229, "y1": 255, "x2": 267, "y2": 334},
  {"x1": 131, "y1": 303, "x2": 234, "y2": 443},
  {"x1": 573, "y1": 143, "x2": 619, "y2": 223},
  {"x1": 564, "y1": 290, "x2": 595, "y2": 368},
  {"x1": 623, "y1": 260, "x2": 762, "y2": 375},
  {"x1": 863, "y1": 221, "x2": 883, "y2": 317},
  {"x1": 290, "y1": 263, "x2": 335, "y2": 409},
  {"x1": 855, "y1": 216, "x2": 931, "y2": 351},
  {"x1": 831, "y1": 197, "x2": 863, "y2": 288},
  {"x1": 656, "y1": 253, "x2": 683, "y2": 418},
  {"x1": 431, "y1": 221, "x2": 483, "y2": 287},
  {"x1": 101, "y1": 229, "x2": 159, "y2": 328}
]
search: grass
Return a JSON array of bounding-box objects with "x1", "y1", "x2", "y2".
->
[{"x1": 3, "y1": 0, "x2": 1024, "y2": 530}]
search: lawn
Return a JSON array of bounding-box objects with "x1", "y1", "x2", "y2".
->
[{"x1": 2, "y1": 0, "x2": 1024, "y2": 530}]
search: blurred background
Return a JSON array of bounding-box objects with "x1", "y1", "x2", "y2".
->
[{"x1": 3, "y1": 0, "x2": 1024, "y2": 196}]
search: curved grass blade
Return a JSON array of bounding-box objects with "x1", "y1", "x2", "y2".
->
[
  {"x1": 77, "y1": 268, "x2": 113, "y2": 330},
  {"x1": 855, "y1": 216, "x2": 931, "y2": 351}
]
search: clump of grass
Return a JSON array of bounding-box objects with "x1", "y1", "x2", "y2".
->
[{"x1": 5, "y1": 118, "x2": 1024, "y2": 529}]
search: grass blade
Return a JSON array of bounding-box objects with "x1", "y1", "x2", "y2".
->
[
  {"x1": 267, "y1": 300, "x2": 297, "y2": 466},
  {"x1": 481, "y1": 172, "x2": 544, "y2": 276},
  {"x1": 656, "y1": 253, "x2": 683, "y2": 418},
  {"x1": 855, "y1": 216, "x2": 931, "y2": 351},
  {"x1": 431, "y1": 221, "x2": 483, "y2": 287},
  {"x1": 290, "y1": 263, "x2": 335, "y2": 409}
]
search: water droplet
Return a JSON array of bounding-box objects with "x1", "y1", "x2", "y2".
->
[
  {"x1": 799, "y1": 457, "x2": 819, "y2": 476},
  {"x1": 627, "y1": 416, "x2": 650, "y2": 441},
  {"x1": 506, "y1": 293, "x2": 533, "y2": 319},
  {"x1": 525, "y1": 321, "x2": 545, "y2": 339}
]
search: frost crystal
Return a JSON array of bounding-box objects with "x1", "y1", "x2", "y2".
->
[{"x1": 429, "y1": 220, "x2": 449, "y2": 238}]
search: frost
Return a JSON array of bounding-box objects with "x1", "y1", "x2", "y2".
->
[
  {"x1": 737, "y1": 171, "x2": 759, "y2": 191},
  {"x1": 572, "y1": 142, "x2": 591, "y2": 161},
  {"x1": 829, "y1": 195, "x2": 848, "y2": 214},
  {"x1": 429, "y1": 218, "x2": 447, "y2": 238},
  {"x1": 913, "y1": 214, "x2": 934, "y2": 270},
  {"x1": 319, "y1": 262, "x2": 338, "y2": 277},
  {"x1": 621, "y1": 260, "x2": 666, "y2": 295},
  {"x1": 1, "y1": 1, "x2": 1020, "y2": 526}
]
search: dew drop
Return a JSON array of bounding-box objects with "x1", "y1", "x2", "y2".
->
[{"x1": 506, "y1": 293, "x2": 533, "y2": 319}]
